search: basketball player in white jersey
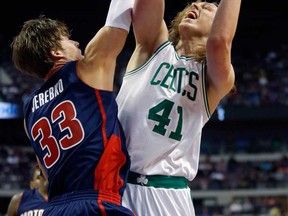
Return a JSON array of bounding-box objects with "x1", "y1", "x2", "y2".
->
[{"x1": 107, "y1": 0, "x2": 242, "y2": 215}]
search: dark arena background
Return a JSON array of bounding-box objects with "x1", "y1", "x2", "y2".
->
[{"x1": 1, "y1": 0, "x2": 288, "y2": 215}]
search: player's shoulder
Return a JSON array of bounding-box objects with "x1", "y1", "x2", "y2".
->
[
  {"x1": 11, "y1": 192, "x2": 24, "y2": 203},
  {"x1": 6, "y1": 192, "x2": 24, "y2": 215}
]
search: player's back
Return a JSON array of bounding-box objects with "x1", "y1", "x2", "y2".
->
[{"x1": 23, "y1": 61, "x2": 130, "y2": 201}]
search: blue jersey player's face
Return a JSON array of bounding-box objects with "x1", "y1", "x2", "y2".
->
[{"x1": 55, "y1": 36, "x2": 84, "y2": 61}]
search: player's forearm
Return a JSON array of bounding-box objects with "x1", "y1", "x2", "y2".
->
[{"x1": 209, "y1": 0, "x2": 242, "y2": 44}]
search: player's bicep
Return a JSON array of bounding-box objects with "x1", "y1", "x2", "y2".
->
[
  {"x1": 85, "y1": 27, "x2": 128, "y2": 63},
  {"x1": 6, "y1": 193, "x2": 22, "y2": 216},
  {"x1": 78, "y1": 26, "x2": 128, "y2": 89}
]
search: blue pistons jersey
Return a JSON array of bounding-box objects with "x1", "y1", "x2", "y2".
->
[
  {"x1": 17, "y1": 189, "x2": 48, "y2": 216},
  {"x1": 23, "y1": 61, "x2": 132, "y2": 215}
]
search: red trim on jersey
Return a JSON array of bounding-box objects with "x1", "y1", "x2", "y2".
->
[
  {"x1": 95, "y1": 90, "x2": 108, "y2": 146},
  {"x1": 44, "y1": 61, "x2": 67, "y2": 81},
  {"x1": 93, "y1": 90, "x2": 127, "y2": 209},
  {"x1": 94, "y1": 133, "x2": 126, "y2": 194},
  {"x1": 98, "y1": 199, "x2": 106, "y2": 216}
]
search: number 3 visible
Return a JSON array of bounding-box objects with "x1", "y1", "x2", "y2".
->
[{"x1": 31, "y1": 100, "x2": 84, "y2": 168}]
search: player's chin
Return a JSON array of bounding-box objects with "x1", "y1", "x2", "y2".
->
[
  {"x1": 179, "y1": 20, "x2": 196, "y2": 30},
  {"x1": 181, "y1": 18, "x2": 196, "y2": 24},
  {"x1": 179, "y1": 21, "x2": 196, "y2": 32},
  {"x1": 76, "y1": 54, "x2": 84, "y2": 61}
]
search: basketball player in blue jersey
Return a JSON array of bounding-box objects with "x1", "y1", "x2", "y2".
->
[
  {"x1": 113, "y1": 0, "x2": 242, "y2": 215},
  {"x1": 10, "y1": 0, "x2": 135, "y2": 215},
  {"x1": 6, "y1": 165, "x2": 49, "y2": 216}
]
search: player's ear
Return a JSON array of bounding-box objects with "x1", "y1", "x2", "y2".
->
[{"x1": 50, "y1": 48, "x2": 64, "y2": 58}]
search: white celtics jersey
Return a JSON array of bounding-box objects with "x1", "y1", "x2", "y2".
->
[{"x1": 116, "y1": 41, "x2": 211, "y2": 181}]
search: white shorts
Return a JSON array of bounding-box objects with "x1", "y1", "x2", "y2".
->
[{"x1": 122, "y1": 180, "x2": 195, "y2": 216}]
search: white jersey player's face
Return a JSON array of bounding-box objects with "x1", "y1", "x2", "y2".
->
[{"x1": 178, "y1": 2, "x2": 217, "y2": 41}]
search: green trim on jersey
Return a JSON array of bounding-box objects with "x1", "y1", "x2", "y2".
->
[
  {"x1": 124, "y1": 41, "x2": 171, "y2": 77},
  {"x1": 128, "y1": 171, "x2": 188, "y2": 189},
  {"x1": 201, "y1": 62, "x2": 211, "y2": 118},
  {"x1": 123, "y1": 40, "x2": 211, "y2": 119}
]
